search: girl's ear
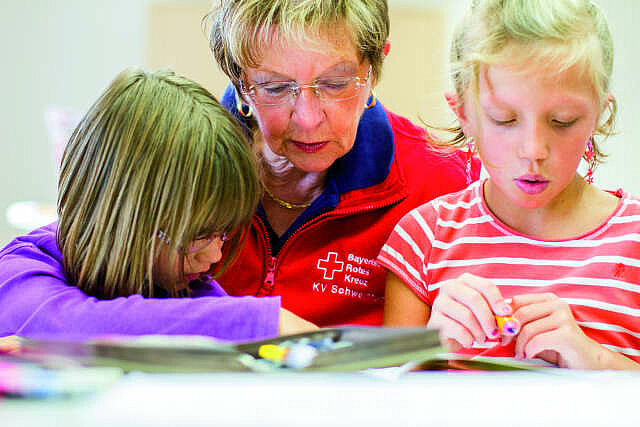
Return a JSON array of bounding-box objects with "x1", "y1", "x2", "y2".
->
[
  {"x1": 444, "y1": 92, "x2": 466, "y2": 121},
  {"x1": 383, "y1": 39, "x2": 391, "y2": 57},
  {"x1": 603, "y1": 93, "x2": 615, "y2": 114},
  {"x1": 445, "y1": 91, "x2": 471, "y2": 134}
]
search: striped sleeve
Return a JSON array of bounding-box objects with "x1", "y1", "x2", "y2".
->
[{"x1": 378, "y1": 201, "x2": 439, "y2": 305}]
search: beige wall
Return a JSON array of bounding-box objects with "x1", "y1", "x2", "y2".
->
[
  {"x1": 148, "y1": 2, "x2": 449, "y2": 125},
  {"x1": 380, "y1": 7, "x2": 448, "y2": 125},
  {"x1": 0, "y1": 0, "x2": 152, "y2": 247},
  {"x1": 148, "y1": 2, "x2": 227, "y2": 97}
]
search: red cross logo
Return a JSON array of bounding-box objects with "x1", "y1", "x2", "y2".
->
[{"x1": 316, "y1": 252, "x2": 344, "y2": 280}]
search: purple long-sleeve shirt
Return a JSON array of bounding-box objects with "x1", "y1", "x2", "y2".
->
[{"x1": 0, "y1": 223, "x2": 280, "y2": 342}]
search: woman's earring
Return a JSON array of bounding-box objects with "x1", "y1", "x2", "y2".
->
[
  {"x1": 365, "y1": 90, "x2": 377, "y2": 109},
  {"x1": 465, "y1": 137, "x2": 475, "y2": 185},
  {"x1": 235, "y1": 90, "x2": 253, "y2": 118},
  {"x1": 585, "y1": 138, "x2": 595, "y2": 185}
]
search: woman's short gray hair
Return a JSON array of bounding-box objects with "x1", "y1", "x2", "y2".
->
[{"x1": 204, "y1": 0, "x2": 389, "y2": 93}]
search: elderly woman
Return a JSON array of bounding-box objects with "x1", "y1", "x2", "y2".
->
[
  {"x1": 207, "y1": 0, "x2": 476, "y2": 326},
  {"x1": 0, "y1": 0, "x2": 475, "y2": 339}
]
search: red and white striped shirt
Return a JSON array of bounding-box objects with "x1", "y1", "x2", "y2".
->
[{"x1": 378, "y1": 180, "x2": 640, "y2": 363}]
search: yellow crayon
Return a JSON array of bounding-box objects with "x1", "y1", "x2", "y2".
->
[
  {"x1": 495, "y1": 315, "x2": 519, "y2": 335},
  {"x1": 258, "y1": 344, "x2": 289, "y2": 362}
]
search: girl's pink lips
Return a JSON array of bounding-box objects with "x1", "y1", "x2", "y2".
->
[
  {"x1": 514, "y1": 174, "x2": 550, "y2": 195},
  {"x1": 290, "y1": 140, "x2": 329, "y2": 153}
]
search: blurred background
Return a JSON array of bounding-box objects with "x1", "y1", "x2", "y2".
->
[{"x1": 1, "y1": 0, "x2": 638, "y2": 247}]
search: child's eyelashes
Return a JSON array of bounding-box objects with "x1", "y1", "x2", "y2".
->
[
  {"x1": 552, "y1": 118, "x2": 578, "y2": 128},
  {"x1": 488, "y1": 116, "x2": 579, "y2": 128},
  {"x1": 490, "y1": 117, "x2": 516, "y2": 126}
]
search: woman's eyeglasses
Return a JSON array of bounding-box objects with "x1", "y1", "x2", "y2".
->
[
  {"x1": 156, "y1": 230, "x2": 229, "y2": 254},
  {"x1": 241, "y1": 66, "x2": 372, "y2": 107}
]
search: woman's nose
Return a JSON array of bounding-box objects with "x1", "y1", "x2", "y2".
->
[{"x1": 290, "y1": 88, "x2": 325, "y2": 129}]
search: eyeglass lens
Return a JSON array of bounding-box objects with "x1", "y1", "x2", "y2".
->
[
  {"x1": 187, "y1": 233, "x2": 228, "y2": 254},
  {"x1": 246, "y1": 66, "x2": 371, "y2": 106}
]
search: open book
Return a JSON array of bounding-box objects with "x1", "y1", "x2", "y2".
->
[
  {"x1": 14, "y1": 327, "x2": 443, "y2": 373},
  {"x1": 11, "y1": 327, "x2": 549, "y2": 374}
]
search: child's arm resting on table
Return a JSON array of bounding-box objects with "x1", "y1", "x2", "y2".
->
[{"x1": 0, "y1": 240, "x2": 281, "y2": 342}]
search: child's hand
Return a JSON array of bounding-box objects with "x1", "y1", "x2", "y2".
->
[
  {"x1": 278, "y1": 308, "x2": 318, "y2": 336},
  {"x1": 511, "y1": 293, "x2": 602, "y2": 368},
  {"x1": 427, "y1": 273, "x2": 516, "y2": 351},
  {"x1": 0, "y1": 335, "x2": 21, "y2": 355}
]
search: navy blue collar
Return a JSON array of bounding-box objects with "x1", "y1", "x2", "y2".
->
[{"x1": 221, "y1": 85, "x2": 394, "y2": 249}]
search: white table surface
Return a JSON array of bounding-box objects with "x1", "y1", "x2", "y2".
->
[{"x1": 1, "y1": 369, "x2": 638, "y2": 426}]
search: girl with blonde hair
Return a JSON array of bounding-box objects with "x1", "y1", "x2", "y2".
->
[{"x1": 380, "y1": 0, "x2": 640, "y2": 369}]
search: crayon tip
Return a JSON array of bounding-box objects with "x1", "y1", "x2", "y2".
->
[
  {"x1": 503, "y1": 320, "x2": 519, "y2": 335},
  {"x1": 495, "y1": 316, "x2": 519, "y2": 335}
]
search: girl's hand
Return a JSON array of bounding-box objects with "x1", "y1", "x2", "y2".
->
[
  {"x1": 0, "y1": 335, "x2": 21, "y2": 355},
  {"x1": 428, "y1": 273, "x2": 516, "y2": 351},
  {"x1": 278, "y1": 308, "x2": 318, "y2": 336},
  {"x1": 511, "y1": 293, "x2": 605, "y2": 368}
]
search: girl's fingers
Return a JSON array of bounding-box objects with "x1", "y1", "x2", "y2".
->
[
  {"x1": 512, "y1": 298, "x2": 555, "y2": 358},
  {"x1": 514, "y1": 314, "x2": 557, "y2": 359},
  {"x1": 460, "y1": 273, "x2": 512, "y2": 316},
  {"x1": 433, "y1": 292, "x2": 491, "y2": 345},
  {"x1": 519, "y1": 329, "x2": 558, "y2": 361},
  {"x1": 454, "y1": 273, "x2": 508, "y2": 338},
  {"x1": 444, "y1": 338, "x2": 462, "y2": 353},
  {"x1": 433, "y1": 273, "x2": 513, "y2": 346},
  {"x1": 511, "y1": 293, "x2": 554, "y2": 310},
  {"x1": 0, "y1": 335, "x2": 21, "y2": 355},
  {"x1": 510, "y1": 293, "x2": 558, "y2": 344},
  {"x1": 513, "y1": 296, "x2": 555, "y2": 319},
  {"x1": 513, "y1": 295, "x2": 576, "y2": 359},
  {"x1": 430, "y1": 309, "x2": 476, "y2": 349}
]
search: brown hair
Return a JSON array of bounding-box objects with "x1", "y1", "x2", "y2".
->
[{"x1": 57, "y1": 68, "x2": 260, "y2": 298}]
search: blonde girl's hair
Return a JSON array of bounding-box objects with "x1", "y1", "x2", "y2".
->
[
  {"x1": 57, "y1": 68, "x2": 260, "y2": 298},
  {"x1": 204, "y1": 0, "x2": 389, "y2": 93},
  {"x1": 446, "y1": 0, "x2": 615, "y2": 164}
]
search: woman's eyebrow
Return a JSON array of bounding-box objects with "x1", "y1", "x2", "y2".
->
[
  {"x1": 318, "y1": 62, "x2": 359, "y2": 77},
  {"x1": 250, "y1": 71, "x2": 294, "y2": 82},
  {"x1": 253, "y1": 61, "x2": 359, "y2": 81}
]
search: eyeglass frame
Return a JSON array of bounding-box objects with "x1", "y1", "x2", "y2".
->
[
  {"x1": 239, "y1": 65, "x2": 373, "y2": 107},
  {"x1": 156, "y1": 230, "x2": 229, "y2": 254}
]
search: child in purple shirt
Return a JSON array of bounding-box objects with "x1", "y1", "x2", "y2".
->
[{"x1": 0, "y1": 68, "x2": 315, "y2": 342}]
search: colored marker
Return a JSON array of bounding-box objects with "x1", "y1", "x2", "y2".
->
[
  {"x1": 495, "y1": 315, "x2": 519, "y2": 335},
  {"x1": 258, "y1": 343, "x2": 318, "y2": 369},
  {"x1": 258, "y1": 344, "x2": 289, "y2": 363},
  {"x1": 283, "y1": 344, "x2": 318, "y2": 369}
]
